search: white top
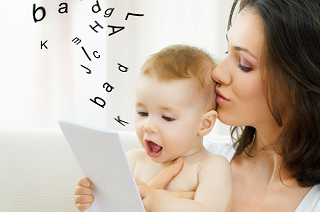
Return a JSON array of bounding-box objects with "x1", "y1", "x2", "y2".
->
[{"x1": 204, "y1": 140, "x2": 320, "y2": 212}]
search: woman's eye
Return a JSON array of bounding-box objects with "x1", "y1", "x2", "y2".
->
[
  {"x1": 238, "y1": 64, "x2": 253, "y2": 72},
  {"x1": 137, "y1": 111, "x2": 148, "y2": 116},
  {"x1": 225, "y1": 51, "x2": 229, "y2": 54},
  {"x1": 238, "y1": 56, "x2": 253, "y2": 72},
  {"x1": 162, "y1": 116, "x2": 175, "y2": 122}
]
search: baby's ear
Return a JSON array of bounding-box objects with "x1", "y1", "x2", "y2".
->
[{"x1": 198, "y1": 110, "x2": 218, "y2": 136}]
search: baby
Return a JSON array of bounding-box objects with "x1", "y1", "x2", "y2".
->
[{"x1": 75, "y1": 45, "x2": 232, "y2": 212}]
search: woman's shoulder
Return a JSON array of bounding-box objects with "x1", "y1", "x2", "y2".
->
[{"x1": 295, "y1": 184, "x2": 320, "y2": 212}]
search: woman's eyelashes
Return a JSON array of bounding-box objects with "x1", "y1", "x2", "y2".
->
[{"x1": 238, "y1": 56, "x2": 253, "y2": 72}]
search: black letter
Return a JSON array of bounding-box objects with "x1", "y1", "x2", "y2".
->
[
  {"x1": 114, "y1": 116, "x2": 129, "y2": 126},
  {"x1": 58, "y1": 3, "x2": 68, "y2": 14},
  {"x1": 33, "y1": 4, "x2": 46, "y2": 23},
  {"x1": 41, "y1": 40, "x2": 48, "y2": 49},
  {"x1": 81, "y1": 46, "x2": 91, "y2": 61},
  {"x1": 72, "y1": 37, "x2": 81, "y2": 45},
  {"x1": 93, "y1": 51, "x2": 100, "y2": 59},
  {"x1": 125, "y1": 12, "x2": 144, "y2": 20},
  {"x1": 108, "y1": 25, "x2": 125, "y2": 36},
  {"x1": 90, "y1": 21, "x2": 104, "y2": 33},
  {"x1": 92, "y1": 0, "x2": 101, "y2": 13},
  {"x1": 90, "y1": 97, "x2": 106, "y2": 108},
  {"x1": 104, "y1": 8, "x2": 115, "y2": 18},
  {"x1": 80, "y1": 65, "x2": 91, "y2": 74},
  {"x1": 103, "y1": 82, "x2": 114, "y2": 92},
  {"x1": 118, "y1": 63, "x2": 128, "y2": 72}
]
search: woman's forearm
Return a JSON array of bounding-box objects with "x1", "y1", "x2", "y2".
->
[{"x1": 151, "y1": 190, "x2": 225, "y2": 212}]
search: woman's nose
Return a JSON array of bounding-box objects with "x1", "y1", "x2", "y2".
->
[
  {"x1": 143, "y1": 118, "x2": 158, "y2": 134},
  {"x1": 211, "y1": 57, "x2": 232, "y2": 86}
]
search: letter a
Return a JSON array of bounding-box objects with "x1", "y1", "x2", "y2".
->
[
  {"x1": 33, "y1": 4, "x2": 46, "y2": 23},
  {"x1": 103, "y1": 82, "x2": 114, "y2": 92},
  {"x1": 58, "y1": 3, "x2": 68, "y2": 14},
  {"x1": 108, "y1": 25, "x2": 125, "y2": 36}
]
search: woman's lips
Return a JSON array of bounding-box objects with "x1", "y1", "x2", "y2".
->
[
  {"x1": 145, "y1": 140, "x2": 163, "y2": 157},
  {"x1": 216, "y1": 89, "x2": 229, "y2": 104}
]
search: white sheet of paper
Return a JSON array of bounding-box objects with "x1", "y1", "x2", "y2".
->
[{"x1": 58, "y1": 120, "x2": 145, "y2": 212}]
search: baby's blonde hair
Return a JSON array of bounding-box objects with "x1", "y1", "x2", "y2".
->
[{"x1": 140, "y1": 44, "x2": 218, "y2": 111}]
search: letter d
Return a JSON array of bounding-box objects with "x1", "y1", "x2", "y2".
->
[
  {"x1": 92, "y1": 0, "x2": 101, "y2": 13},
  {"x1": 90, "y1": 97, "x2": 106, "y2": 108},
  {"x1": 33, "y1": 4, "x2": 46, "y2": 23}
]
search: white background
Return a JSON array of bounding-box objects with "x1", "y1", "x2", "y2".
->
[{"x1": 0, "y1": 0, "x2": 234, "y2": 136}]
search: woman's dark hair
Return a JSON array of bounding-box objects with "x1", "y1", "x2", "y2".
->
[{"x1": 229, "y1": 0, "x2": 320, "y2": 187}]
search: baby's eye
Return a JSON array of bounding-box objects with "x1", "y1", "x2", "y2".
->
[
  {"x1": 162, "y1": 116, "x2": 175, "y2": 122},
  {"x1": 137, "y1": 111, "x2": 148, "y2": 116}
]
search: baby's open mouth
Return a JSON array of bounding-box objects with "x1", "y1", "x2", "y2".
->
[{"x1": 145, "y1": 141, "x2": 163, "y2": 157}]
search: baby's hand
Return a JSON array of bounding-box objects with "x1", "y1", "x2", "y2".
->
[{"x1": 74, "y1": 178, "x2": 95, "y2": 212}]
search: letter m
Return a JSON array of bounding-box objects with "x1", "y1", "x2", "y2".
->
[{"x1": 72, "y1": 37, "x2": 81, "y2": 45}]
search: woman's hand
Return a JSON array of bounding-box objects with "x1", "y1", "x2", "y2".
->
[
  {"x1": 146, "y1": 157, "x2": 195, "y2": 199},
  {"x1": 74, "y1": 178, "x2": 95, "y2": 212},
  {"x1": 136, "y1": 179, "x2": 159, "y2": 211}
]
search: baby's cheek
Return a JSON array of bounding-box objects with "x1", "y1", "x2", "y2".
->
[{"x1": 135, "y1": 122, "x2": 144, "y2": 142}]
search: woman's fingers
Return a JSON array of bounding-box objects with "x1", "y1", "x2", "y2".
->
[
  {"x1": 136, "y1": 179, "x2": 157, "y2": 211},
  {"x1": 148, "y1": 157, "x2": 184, "y2": 189},
  {"x1": 166, "y1": 191, "x2": 195, "y2": 200}
]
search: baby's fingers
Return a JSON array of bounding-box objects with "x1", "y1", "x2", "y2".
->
[
  {"x1": 77, "y1": 178, "x2": 92, "y2": 188},
  {"x1": 76, "y1": 202, "x2": 92, "y2": 212},
  {"x1": 75, "y1": 194, "x2": 95, "y2": 204}
]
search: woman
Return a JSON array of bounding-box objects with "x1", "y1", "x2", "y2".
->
[
  {"x1": 75, "y1": 0, "x2": 320, "y2": 211},
  {"x1": 209, "y1": 0, "x2": 320, "y2": 211}
]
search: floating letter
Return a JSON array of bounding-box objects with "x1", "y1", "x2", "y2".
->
[
  {"x1": 114, "y1": 116, "x2": 129, "y2": 126},
  {"x1": 41, "y1": 40, "x2": 48, "y2": 49},
  {"x1": 108, "y1": 25, "x2": 125, "y2": 36},
  {"x1": 125, "y1": 12, "x2": 144, "y2": 20},
  {"x1": 90, "y1": 97, "x2": 106, "y2": 108},
  {"x1": 90, "y1": 21, "x2": 104, "y2": 33},
  {"x1": 104, "y1": 8, "x2": 115, "y2": 18},
  {"x1": 72, "y1": 37, "x2": 81, "y2": 45},
  {"x1": 103, "y1": 82, "x2": 114, "y2": 92},
  {"x1": 118, "y1": 63, "x2": 128, "y2": 72},
  {"x1": 80, "y1": 65, "x2": 91, "y2": 74},
  {"x1": 92, "y1": 0, "x2": 101, "y2": 13},
  {"x1": 33, "y1": 4, "x2": 46, "y2": 23},
  {"x1": 58, "y1": 3, "x2": 68, "y2": 14}
]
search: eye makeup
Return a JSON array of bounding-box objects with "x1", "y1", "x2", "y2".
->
[{"x1": 238, "y1": 56, "x2": 253, "y2": 72}]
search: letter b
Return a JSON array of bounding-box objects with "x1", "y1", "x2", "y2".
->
[
  {"x1": 33, "y1": 4, "x2": 46, "y2": 23},
  {"x1": 90, "y1": 97, "x2": 106, "y2": 108}
]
